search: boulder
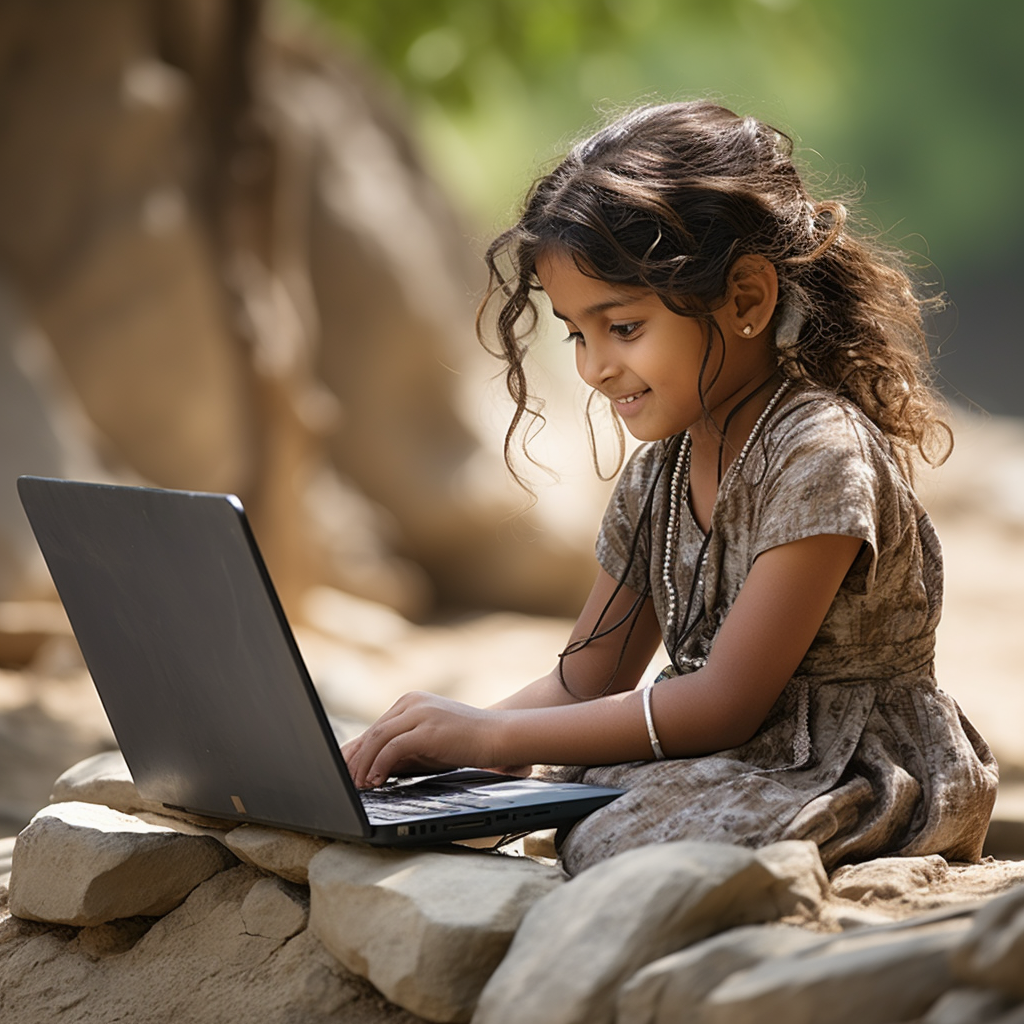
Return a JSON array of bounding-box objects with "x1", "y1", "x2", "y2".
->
[
  {"x1": 50, "y1": 749, "x2": 164, "y2": 816},
  {"x1": 616, "y1": 923, "x2": 823, "y2": 1024},
  {"x1": 473, "y1": 840, "x2": 803, "y2": 1024},
  {"x1": 694, "y1": 916, "x2": 971, "y2": 1024},
  {"x1": 224, "y1": 823, "x2": 331, "y2": 884},
  {"x1": 951, "y1": 884, "x2": 1024, "y2": 999},
  {"x1": 0, "y1": 863, "x2": 426, "y2": 1023},
  {"x1": 308, "y1": 842, "x2": 563, "y2": 1023},
  {"x1": 753, "y1": 840, "x2": 828, "y2": 920},
  {"x1": 8, "y1": 801, "x2": 236, "y2": 926},
  {"x1": 0, "y1": 276, "x2": 113, "y2": 613}
]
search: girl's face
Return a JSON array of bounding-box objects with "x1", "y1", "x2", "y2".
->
[{"x1": 537, "y1": 249, "x2": 768, "y2": 442}]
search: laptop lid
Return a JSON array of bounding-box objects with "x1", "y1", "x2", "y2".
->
[
  {"x1": 18, "y1": 476, "x2": 373, "y2": 839},
  {"x1": 17, "y1": 477, "x2": 622, "y2": 845}
]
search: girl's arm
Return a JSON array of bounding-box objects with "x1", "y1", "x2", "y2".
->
[
  {"x1": 341, "y1": 567, "x2": 662, "y2": 781},
  {"x1": 343, "y1": 533, "x2": 862, "y2": 788}
]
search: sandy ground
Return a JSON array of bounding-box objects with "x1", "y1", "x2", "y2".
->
[{"x1": 0, "y1": 410, "x2": 1021, "y2": 837}]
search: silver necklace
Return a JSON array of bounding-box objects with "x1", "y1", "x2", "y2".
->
[{"x1": 662, "y1": 379, "x2": 792, "y2": 650}]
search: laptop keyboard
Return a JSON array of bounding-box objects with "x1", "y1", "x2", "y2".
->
[{"x1": 360, "y1": 783, "x2": 495, "y2": 822}]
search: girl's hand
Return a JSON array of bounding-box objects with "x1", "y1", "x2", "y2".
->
[{"x1": 342, "y1": 691, "x2": 506, "y2": 789}]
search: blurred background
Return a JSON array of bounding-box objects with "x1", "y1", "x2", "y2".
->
[{"x1": 1, "y1": 0, "x2": 1021, "y2": 839}]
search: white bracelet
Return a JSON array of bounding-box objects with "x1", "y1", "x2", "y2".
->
[{"x1": 643, "y1": 681, "x2": 666, "y2": 761}]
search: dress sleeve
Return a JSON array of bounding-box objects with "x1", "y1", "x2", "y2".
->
[
  {"x1": 751, "y1": 399, "x2": 904, "y2": 594},
  {"x1": 594, "y1": 442, "x2": 659, "y2": 594}
]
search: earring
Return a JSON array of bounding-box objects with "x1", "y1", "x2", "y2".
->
[{"x1": 742, "y1": 324, "x2": 754, "y2": 336}]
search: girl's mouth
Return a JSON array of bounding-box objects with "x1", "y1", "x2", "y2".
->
[{"x1": 615, "y1": 389, "x2": 649, "y2": 406}]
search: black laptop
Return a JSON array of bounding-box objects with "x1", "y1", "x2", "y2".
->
[{"x1": 17, "y1": 476, "x2": 621, "y2": 846}]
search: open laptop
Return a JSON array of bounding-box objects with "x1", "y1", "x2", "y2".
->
[{"x1": 17, "y1": 476, "x2": 621, "y2": 847}]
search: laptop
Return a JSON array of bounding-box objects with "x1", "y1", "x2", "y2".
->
[{"x1": 17, "y1": 476, "x2": 622, "y2": 846}]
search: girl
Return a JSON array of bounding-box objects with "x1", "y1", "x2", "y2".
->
[{"x1": 344, "y1": 100, "x2": 998, "y2": 876}]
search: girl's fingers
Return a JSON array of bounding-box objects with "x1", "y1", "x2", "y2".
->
[
  {"x1": 350, "y1": 704, "x2": 431, "y2": 788},
  {"x1": 343, "y1": 694, "x2": 425, "y2": 786},
  {"x1": 343, "y1": 693, "x2": 489, "y2": 789}
]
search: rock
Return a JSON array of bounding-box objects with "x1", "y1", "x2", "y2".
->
[
  {"x1": 240, "y1": 876, "x2": 309, "y2": 940},
  {"x1": 50, "y1": 749, "x2": 165, "y2": 816},
  {"x1": 951, "y1": 883, "x2": 1024, "y2": 999},
  {"x1": 224, "y1": 822, "x2": 332, "y2": 884},
  {"x1": 0, "y1": 864, "x2": 426, "y2": 1023},
  {"x1": 921, "y1": 987, "x2": 1019, "y2": 1024},
  {"x1": 50, "y1": 751, "x2": 237, "y2": 832},
  {"x1": 616, "y1": 923, "x2": 823, "y2": 1024},
  {"x1": 754, "y1": 840, "x2": 829, "y2": 920},
  {"x1": 0, "y1": 277, "x2": 109, "y2": 611},
  {"x1": 473, "y1": 841, "x2": 799, "y2": 1024},
  {"x1": 823, "y1": 856, "x2": 1024, "y2": 924},
  {"x1": 8, "y1": 801, "x2": 236, "y2": 926},
  {"x1": 830, "y1": 855, "x2": 950, "y2": 902},
  {"x1": 694, "y1": 915, "x2": 971, "y2": 1024},
  {"x1": 308, "y1": 842, "x2": 563, "y2": 1023}
]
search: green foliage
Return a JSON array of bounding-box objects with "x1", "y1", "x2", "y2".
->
[{"x1": 291, "y1": 0, "x2": 1022, "y2": 278}]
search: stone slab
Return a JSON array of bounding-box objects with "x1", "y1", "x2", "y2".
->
[
  {"x1": 308, "y1": 842, "x2": 563, "y2": 1023},
  {"x1": 224, "y1": 823, "x2": 331, "y2": 884},
  {"x1": 8, "y1": 801, "x2": 236, "y2": 926},
  {"x1": 474, "y1": 840, "x2": 802, "y2": 1024}
]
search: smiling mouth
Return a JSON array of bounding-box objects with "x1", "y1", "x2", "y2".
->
[{"x1": 615, "y1": 390, "x2": 649, "y2": 405}]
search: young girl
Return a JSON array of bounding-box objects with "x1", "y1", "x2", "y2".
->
[{"x1": 344, "y1": 100, "x2": 998, "y2": 876}]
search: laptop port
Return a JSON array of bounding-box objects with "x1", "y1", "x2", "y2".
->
[{"x1": 443, "y1": 818, "x2": 491, "y2": 831}]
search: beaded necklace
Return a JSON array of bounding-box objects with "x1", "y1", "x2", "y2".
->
[{"x1": 663, "y1": 379, "x2": 792, "y2": 667}]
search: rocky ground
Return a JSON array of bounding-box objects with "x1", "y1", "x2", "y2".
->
[
  {"x1": 2, "y1": 753, "x2": 1024, "y2": 1023},
  {"x1": 0, "y1": 412, "x2": 1022, "y2": 1022}
]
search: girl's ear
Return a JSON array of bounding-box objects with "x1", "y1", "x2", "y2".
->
[{"x1": 723, "y1": 255, "x2": 778, "y2": 338}]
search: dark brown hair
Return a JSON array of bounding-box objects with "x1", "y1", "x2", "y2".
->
[{"x1": 477, "y1": 100, "x2": 950, "y2": 487}]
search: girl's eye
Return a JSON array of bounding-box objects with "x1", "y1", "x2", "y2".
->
[
  {"x1": 562, "y1": 331, "x2": 584, "y2": 345},
  {"x1": 611, "y1": 321, "x2": 642, "y2": 339}
]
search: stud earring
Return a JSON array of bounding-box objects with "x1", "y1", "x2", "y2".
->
[{"x1": 742, "y1": 324, "x2": 754, "y2": 337}]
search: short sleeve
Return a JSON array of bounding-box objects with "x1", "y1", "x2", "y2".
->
[
  {"x1": 751, "y1": 400, "x2": 901, "y2": 594},
  {"x1": 594, "y1": 442, "x2": 660, "y2": 594}
]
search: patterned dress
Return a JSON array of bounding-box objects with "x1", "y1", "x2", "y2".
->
[{"x1": 553, "y1": 386, "x2": 998, "y2": 876}]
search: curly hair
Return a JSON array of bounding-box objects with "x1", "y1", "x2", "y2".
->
[{"x1": 477, "y1": 100, "x2": 951, "y2": 487}]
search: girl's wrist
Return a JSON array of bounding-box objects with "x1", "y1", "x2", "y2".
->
[{"x1": 486, "y1": 709, "x2": 521, "y2": 769}]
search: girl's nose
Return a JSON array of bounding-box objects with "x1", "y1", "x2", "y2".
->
[{"x1": 577, "y1": 339, "x2": 618, "y2": 389}]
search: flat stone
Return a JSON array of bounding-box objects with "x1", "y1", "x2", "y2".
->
[
  {"x1": 308, "y1": 842, "x2": 563, "y2": 1023},
  {"x1": 473, "y1": 841, "x2": 798, "y2": 1024},
  {"x1": 617, "y1": 923, "x2": 823, "y2": 1024},
  {"x1": 695, "y1": 916, "x2": 970, "y2": 1024},
  {"x1": 224, "y1": 823, "x2": 331, "y2": 884},
  {"x1": 240, "y1": 876, "x2": 309, "y2": 940},
  {"x1": 951, "y1": 884, "x2": 1024, "y2": 999},
  {"x1": 49, "y1": 750, "x2": 166, "y2": 816},
  {"x1": 8, "y1": 801, "x2": 236, "y2": 926}
]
